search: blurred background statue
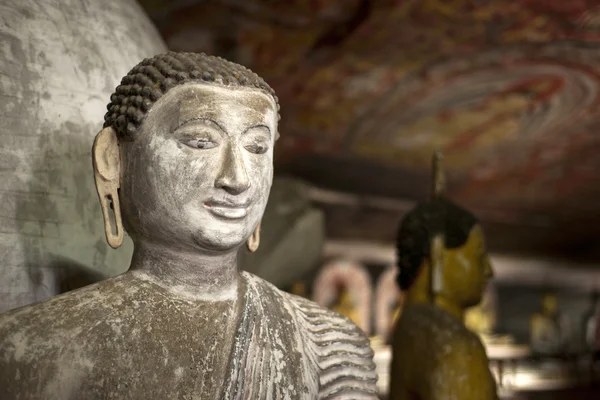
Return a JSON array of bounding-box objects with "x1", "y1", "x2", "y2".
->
[
  {"x1": 530, "y1": 291, "x2": 569, "y2": 354},
  {"x1": 389, "y1": 152, "x2": 498, "y2": 400},
  {"x1": 331, "y1": 285, "x2": 361, "y2": 327},
  {"x1": 465, "y1": 284, "x2": 513, "y2": 346},
  {"x1": 465, "y1": 287, "x2": 496, "y2": 337}
]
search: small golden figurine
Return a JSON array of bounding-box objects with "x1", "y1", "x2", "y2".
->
[
  {"x1": 331, "y1": 286, "x2": 361, "y2": 327},
  {"x1": 530, "y1": 291, "x2": 568, "y2": 354}
]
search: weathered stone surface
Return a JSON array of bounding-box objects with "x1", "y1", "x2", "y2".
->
[
  {"x1": 0, "y1": 0, "x2": 166, "y2": 313},
  {"x1": 0, "y1": 53, "x2": 378, "y2": 399},
  {"x1": 0, "y1": 271, "x2": 378, "y2": 399}
]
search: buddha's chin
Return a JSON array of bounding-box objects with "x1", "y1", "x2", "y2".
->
[
  {"x1": 181, "y1": 206, "x2": 258, "y2": 251},
  {"x1": 190, "y1": 235, "x2": 244, "y2": 253},
  {"x1": 189, "y1": 224, "x2": 250, "y2": 253}
]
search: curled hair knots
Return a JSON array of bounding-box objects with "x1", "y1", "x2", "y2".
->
[
  {"x1": 395, "y1": 198, "x2": 478, "y2": 291},
  {"x1": 103, "y1": 51, "x2": 280, "y2": 141}
]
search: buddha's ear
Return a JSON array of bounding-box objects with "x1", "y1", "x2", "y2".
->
[
  {"x1": 92, "y1": 127, "x2": 124, "y2": 249},
  {"x1": 429, "y1": 232, "x2": 445, "y2": 296}
]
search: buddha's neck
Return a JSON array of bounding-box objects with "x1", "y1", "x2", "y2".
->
[
  {"x1": 434, "y1": 296, "x2": 464, "y2": 322},
  {"x1": 405, "y1": 287, "x2": 465, "y2": 322},
  {"x1": 404, "y1": 288, "x2": 430, "y2": 306},
  {"x1": 128, "y1": 240, "x2": 239, "y2": 302}
]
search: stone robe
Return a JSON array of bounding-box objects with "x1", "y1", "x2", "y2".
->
[{"x1": 0, "y1": 271, "x2": 378, "y2": 399}]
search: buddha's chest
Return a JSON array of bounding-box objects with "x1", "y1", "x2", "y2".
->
[{"x1": 8, "y1": 301, "x2": 239, "y2": 400}]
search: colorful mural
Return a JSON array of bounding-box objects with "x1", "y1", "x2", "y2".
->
[{"x1": 138, "y1": 0, "x2": 600, "y2": 246}]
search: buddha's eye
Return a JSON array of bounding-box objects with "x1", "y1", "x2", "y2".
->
[
  {"x1": 244, "y1": 143, "x2": 269, "y2": 154},
  {"x1": 241, "y1": 126, "x2": 271, "y2": 155},
  {"x1": 183, "y1": 138, "x2": 218, "y2": 150}
]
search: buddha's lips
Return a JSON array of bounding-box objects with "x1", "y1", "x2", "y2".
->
[{"x1": 204, "y1": 201, "x2": 249, "y2": 219}]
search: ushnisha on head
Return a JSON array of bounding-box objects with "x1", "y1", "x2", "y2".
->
[
  {"x1": 396, "y1": 153, "x2": 493, "y2": 309},
  {"x1": 93, "y1": 52, "x2": 280, "y2": 254}
]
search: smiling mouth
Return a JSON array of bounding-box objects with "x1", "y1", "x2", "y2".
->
[{"x1": 204, "y1": 201, "x2": 249, "y2": 220}]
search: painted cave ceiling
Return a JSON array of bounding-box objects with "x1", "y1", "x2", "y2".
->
[{"x1": 137, "y1": 0, "x2": 600, "y2": 259}]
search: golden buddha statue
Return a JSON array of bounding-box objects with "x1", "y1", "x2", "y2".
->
[
  {"x1": 464, "y1": 288, "x2": 515, "y2": 346},
  {"x1": 290, "y1": 281, "x2": 307, "y2": 298},
  {"x1": 389, "y1": 152, "x2": 498, "y2": 400},
  {"x1": 332, "y1": 286, "x2": 361, "y2": 328}
]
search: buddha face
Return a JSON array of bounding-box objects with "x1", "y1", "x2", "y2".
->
[
  {"x1": 443, "y1": 224, "x2": 493, "y2": 308},
  {"x1": 118, "y1": 83, "x2": 277, "y2": 252}
]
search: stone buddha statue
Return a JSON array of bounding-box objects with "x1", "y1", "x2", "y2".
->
[
  {"x1": 0, "y1": 52, "x2": 377, "y2": 400},
  {"x1": 389, "y1": 153, "x2": 498, "y2": 400}
]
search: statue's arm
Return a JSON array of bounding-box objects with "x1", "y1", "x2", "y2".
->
[
  {"x1": 289, "y1": 295, "x2": 379, "y2": 399},
  {"x1": 428, "y1": 336, "x2": 498, "y2": 400}
]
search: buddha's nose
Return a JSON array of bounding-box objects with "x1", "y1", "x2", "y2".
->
[{"x1": 215, "y1": 143, "x2": 250, "y2": 195}]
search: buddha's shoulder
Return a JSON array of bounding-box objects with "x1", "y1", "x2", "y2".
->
[
  {"x1": 400, "y1": 304, "x2": 483, "y2": 349},
  {"x1": 241, "y1": 272, "x2": 370, "y2": 340},
  {"x1": 402, "y1": 303, "x2": 465, "y2": 329},
  {"x1": 0, "y1": 274, "x2": 141, "y2": 334},
  {"x1": 288, "y1": 292, "x2": 369, "y2": 338},
  {"x1": 241, "y1": 274, "x2": 379, "y2": 397},
  {"x1": 0, "y1": 276, "x2": 129, "y2": 367},
  {"x1": 281, "y1": 288, "x2": 378, "y2": 396}
]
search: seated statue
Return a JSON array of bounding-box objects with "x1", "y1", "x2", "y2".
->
[
  {"x1": 0, "y1": 52, "x2": 378, "y2": 400},
  {"x1": 530, "y1": 292, "x2": 568, "y2": 354},
  {"x1": 331, "y1": 286, "x2": 361, "y2": 328},
  {"x1": 389, "y1": 153, "x2": 498, "y2": 400},
  {"x1": 464, "y1": 288, "x2": 514, "y2": 346}
]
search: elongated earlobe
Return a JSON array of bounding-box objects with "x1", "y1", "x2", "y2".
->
[
  {"x1": 97, "y1": 189, "x2": 124, "y2": 249},
  {"x1": 92, "y1": 127, "x2": 124, "y2": 249},
  {"x1": 247, "y1": 222, "x2": 261, "y2": 252}
]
